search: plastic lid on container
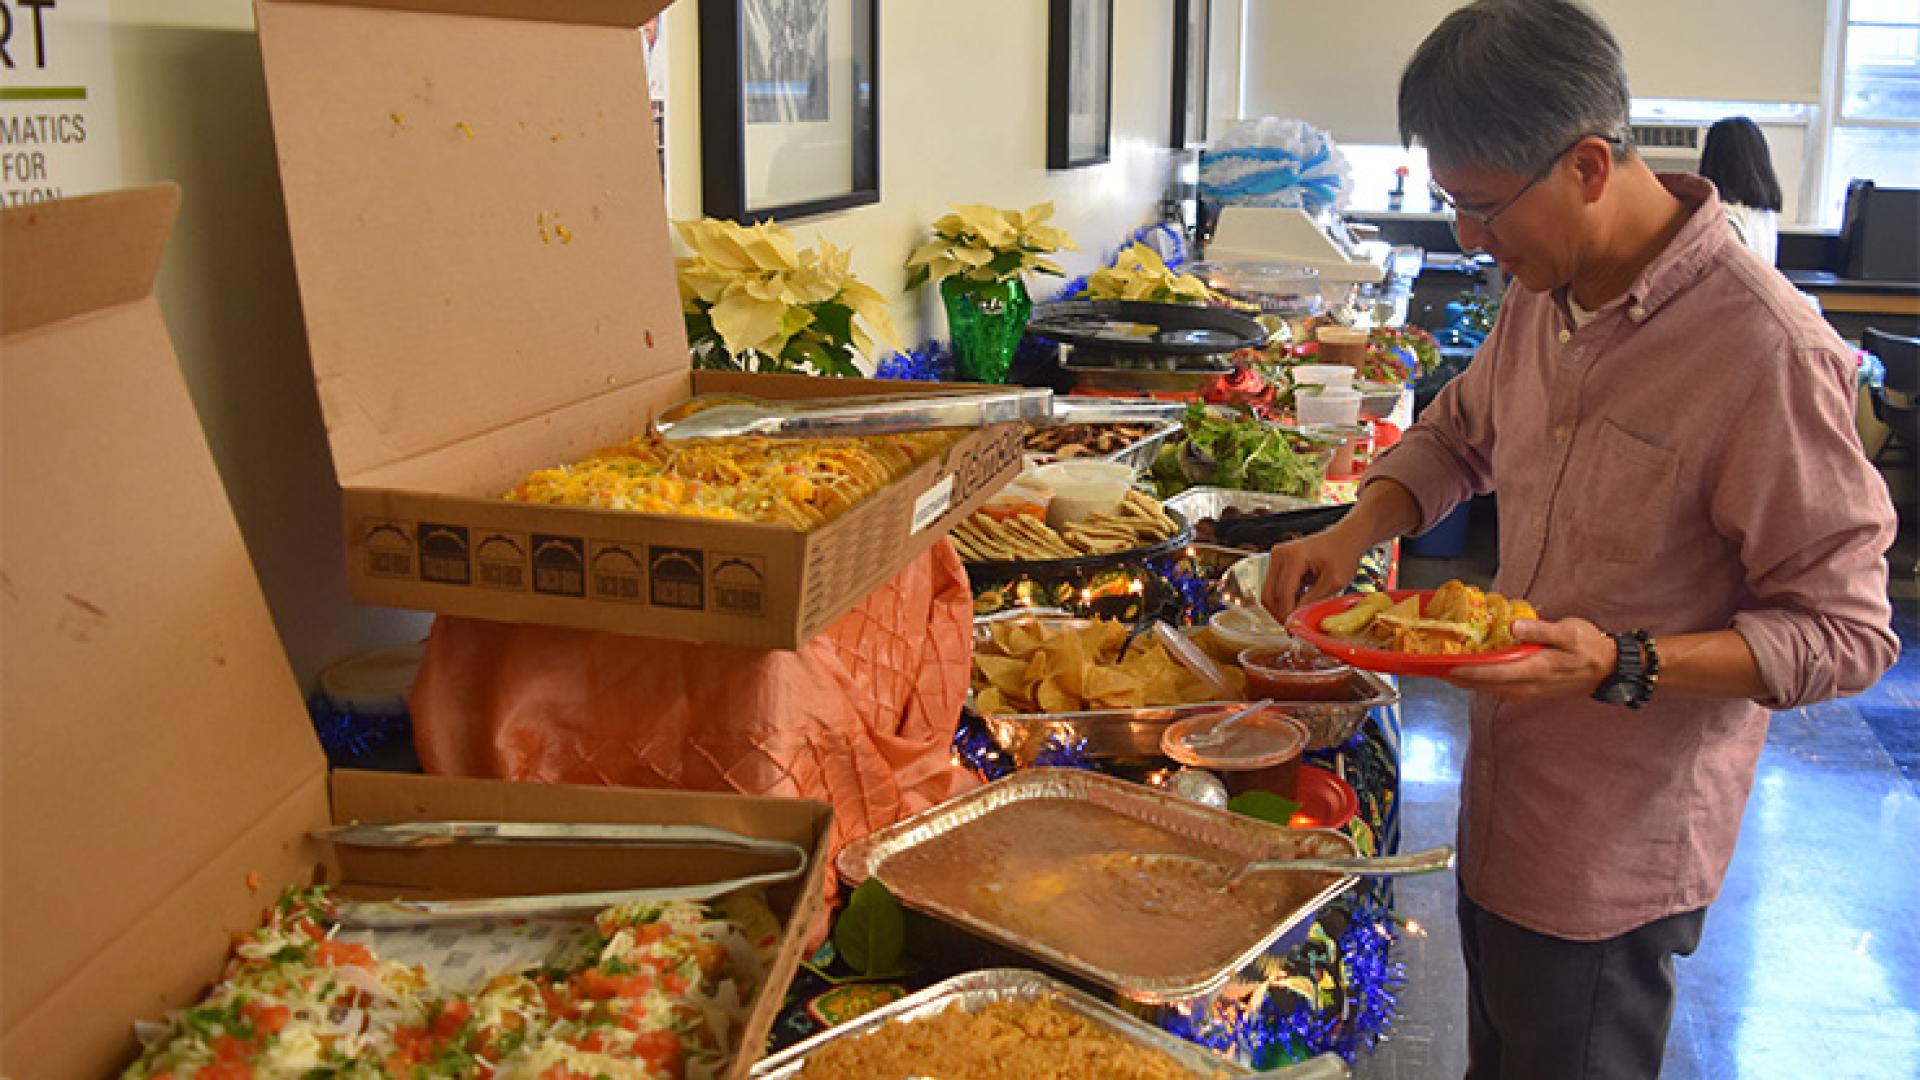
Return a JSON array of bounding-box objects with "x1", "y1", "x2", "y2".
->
[
  {"x1": 318, "y1": 643, "x2": 426, "y2": 718},
  {"x1": 1290, "y1": 364, "x2": 1356, "y2": 388},
  {"x1": 1209, "y1": 605, "x2": 1293, "y2": 652},
  {"x1": 1162, "y1": 707, "x2": 1309, "y2": 770}
]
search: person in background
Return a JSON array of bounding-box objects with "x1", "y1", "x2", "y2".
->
[
  {"x1": 1261, "y1": 2, "x2": 1897, "y2": 1077},
  {"x1": 1697, "y1": 116, "x2": 1783, "y2": 264}
]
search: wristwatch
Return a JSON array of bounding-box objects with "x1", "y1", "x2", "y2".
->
[{"x1": 1592, "y1": 629, "x2": 1659, "y2": 708}]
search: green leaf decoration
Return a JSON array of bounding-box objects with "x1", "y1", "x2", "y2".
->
[
  {"x1": 833, "y1": 878, "x2": 905, "y2": 975},
  {"x1": 1228, "y1": 790, "x2": 1302, "y2": 827}
]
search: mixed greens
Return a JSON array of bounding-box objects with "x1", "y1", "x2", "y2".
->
[{"x1": 1150, "y1": 404, "x2": 1327, "y2": 499}]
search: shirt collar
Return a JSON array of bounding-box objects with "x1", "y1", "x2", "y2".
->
[{"x1": 1557, "y1": 173, "x2": 1730, "y2": 327}]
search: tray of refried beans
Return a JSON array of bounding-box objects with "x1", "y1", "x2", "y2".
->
[{"x1": 836, "y1": 769, "x2": 1359, "y2": 1004}]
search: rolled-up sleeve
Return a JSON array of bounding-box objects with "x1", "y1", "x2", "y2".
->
[{"x1": 1713, "y1": 345, "x2": 1899, "y2": 707}]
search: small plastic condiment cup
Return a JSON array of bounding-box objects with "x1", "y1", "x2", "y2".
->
[
  {"x1": 1162, "y1": 706, "x2": 1310, "y2": 799},
  {"x1": 1295, "y1": 386, "x2": 1363, "y2": 427},
  {"x1": 1316, "y1": 325, "x2": 1371, "y2": 367},
  {"x1": 1238, "y1": 642, "x2": 1354, "y2": 702},
  {"x1": 1289, "y1": 364, "x2": 1356, "y2": 390},
  {"x1": 1208, "y1": 605, "x2": 1295, "y2": 656},
  {"x1": 1034, "y1": 460, "x2": 1133, "y2": 529}
]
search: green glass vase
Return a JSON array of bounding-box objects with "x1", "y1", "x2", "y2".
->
[{"x1": 941, "y1": 275, "x2": 1032, "y2": 384}]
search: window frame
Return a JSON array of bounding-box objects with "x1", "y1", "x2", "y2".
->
[{"x1": 1812, "y1": 0, "x2": 1920, "y2": 226}]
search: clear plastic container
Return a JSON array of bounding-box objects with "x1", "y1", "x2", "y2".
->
[
  {"x1": 1208, "y1": 605, "x2": 1294, "y2": 655},
  {"x1": 1238, "y1": 642, "x2": 1354, "y2": 702},
  {"x1": 1315, "y1": 325, "x2": 1370, "y2": 367},
  {"x1": 1289, "y1": 364, "x2": 1356, "y2": 390},
  {"x1": 1162, "y1": 706, "x2": 1310, "y2": 798},
  {"x1": 1295, "y1": 386, "x2": 1362, "y2": 427}
]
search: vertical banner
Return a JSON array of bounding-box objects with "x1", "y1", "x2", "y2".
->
[{"x1": 0, "y1": 0, "x2": 121, "y2": 206}]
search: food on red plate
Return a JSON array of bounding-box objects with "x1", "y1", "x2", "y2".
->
[{"x1": 1322, "y1": 580, "x2": 1537, "y2": 655}]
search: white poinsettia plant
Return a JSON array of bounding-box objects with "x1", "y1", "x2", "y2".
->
[
  {"x1": 904, "y1": 202, "x2": 1078, "y2": 291},
  {"x1": 676, "y1": 217, "x2": 900, "y2": 377},
  {"x1": 1083, "y1": 241, "x2": 1221, "y2": 305}
]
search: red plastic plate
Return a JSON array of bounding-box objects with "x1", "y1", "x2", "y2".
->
[
  {"x1": 1286, "y1": 589, "x2": 1541, "y2": 676},
  {"x1": 1288, "y1": 765, "x2": 1358, "y2": 830}
]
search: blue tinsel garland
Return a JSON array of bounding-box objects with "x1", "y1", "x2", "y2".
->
[
  {"x1": 874, "y1": 341, "x2": 954, "y2": 381},
  {"x1": 306, "y1": 692, "x2": 410, "y2": 760}
]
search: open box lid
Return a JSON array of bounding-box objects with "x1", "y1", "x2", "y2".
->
[
  {"x1": 1, "y1": 187, "x2": 334, "y2": 1071},
  {"x1": 255, "y1": 0, "x2": 685, "y2": 482}
]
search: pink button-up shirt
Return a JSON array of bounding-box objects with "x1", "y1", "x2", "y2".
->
[{"x1": 1367, "y1": 175, "x2": 1899, "y2": 939}]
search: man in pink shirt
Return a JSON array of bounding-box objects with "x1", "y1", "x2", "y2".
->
[{"x1": 1261, "y1": 2, "x2": 1899, "y2": 1076}]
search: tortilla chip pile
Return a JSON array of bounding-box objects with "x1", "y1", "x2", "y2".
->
[
  {"x1": 972, "y1": 619, "x2": 1231, "y2": 715},
  {"x1": 1322, "y1": 579, "x2": 1537, "y2": 655}
]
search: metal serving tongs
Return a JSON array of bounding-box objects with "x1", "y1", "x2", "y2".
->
[
  {"x1": 314, "y1": 821, "x2": 810, "y2": 928},
  {"x1": 653, "y1": 388, "x2": 1053, "y2": 442}
]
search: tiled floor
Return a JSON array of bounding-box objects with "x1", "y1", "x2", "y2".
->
[{"x1": 1356, "y1": 501, "x2": 1920, "y2": 1079}]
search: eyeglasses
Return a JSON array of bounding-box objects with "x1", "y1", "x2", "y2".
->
[{"x1": 1430, "y1": 134, "x2": 1624, "y2": 241}]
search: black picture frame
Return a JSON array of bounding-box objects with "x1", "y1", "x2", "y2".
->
[
  {"x1": 1047, "y1": 0, "x2": 1114, "y2": 169},
  {"x1": 699, "y1": 0, "x2": 879, "y2": 223},
  {"x1": 1171, "y1": 0, "x2": 1209, "y2": 149}
]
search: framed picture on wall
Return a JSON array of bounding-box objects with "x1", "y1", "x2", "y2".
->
[
  {"x1": 1048, "y1": 0, "x2": 1113, "y2": 169},
  {"x1": 699, "y1": 0, "x2": 879, "y2": 222},
  {"x1": 1171, "y1": 0, "x2": 1209, "y2": 149}
]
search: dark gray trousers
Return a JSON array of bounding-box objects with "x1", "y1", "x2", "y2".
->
[{"x1": 1459, "y1": 887, "x2": 1706, "y2": 1079}]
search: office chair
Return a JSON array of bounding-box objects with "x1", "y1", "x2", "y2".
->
[
  {"x1": 1866, "y1": 327, "x2": 1920, "y2": 465},
  {"x1": 1864, "y1": 327, "x2": 1920, "y2": 575}
]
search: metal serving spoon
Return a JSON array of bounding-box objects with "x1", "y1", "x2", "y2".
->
[{"x1": 1134, "y1": 843, "x2": 1455, "y2": 886}]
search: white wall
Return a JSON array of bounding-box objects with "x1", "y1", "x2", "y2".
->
[
  {"x1": 658, "y1": 0, "x2": 1181, "y2": 346},
  {"x1": 107, "y1": 0, "x2": 432, "y2": 685}
]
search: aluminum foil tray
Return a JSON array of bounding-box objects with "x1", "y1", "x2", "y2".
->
[
  {"x1": 837, "y1": 770, "x2": 1357, "y2": 1004},
  {"x1": 1163, "y1": 486, "x2": 1327, "y2": 522},
  {"x1": 748, "y1": 968, "x2": 1315, "y2": 1079},
  {"x1": 980, "y1": 668, "x2": 1397, "y2": 758},
  {"x1": 1023, "y1": 420, "x2": 1181, "y2": 476}
]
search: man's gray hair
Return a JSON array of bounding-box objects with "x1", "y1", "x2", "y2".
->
[{"x1": 1398, "y1": 0, "x2": 1634, "y2": 175}]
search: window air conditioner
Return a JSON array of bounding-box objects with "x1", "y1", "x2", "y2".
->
[{"x1": 1629, "y1": 123, "x2": 1705, "y2": 172}]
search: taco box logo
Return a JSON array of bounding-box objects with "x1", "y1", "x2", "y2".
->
[
  {"x1": 949, "y1": 426, "x2": 1024, "y2": 505},
  {"x1": 648, "y1": 545, "x2": 705, "y2": 611},
  {"x1": 473, "y1": 531, "x2": 529, "y2": 591},
  {"x1": 360, "y1": 520, "x2": 415, "y2": 579},
  {"x1": 417, "y1": 523, "x2": 471, "y2": 585},
  {"x1": 531, "y1": 534, "x2": 586, "y2": 597},
  {"x1": 709, "y1": 553, "x2": 767, "y2": 617},
  {"x1": 589, "y1": 543, "x2": 645, "y2": 604}
]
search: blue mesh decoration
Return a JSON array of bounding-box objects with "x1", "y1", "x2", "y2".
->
[
  {"x1": 875, "y1": 341, "x2": 953, "y2": 381},
  {"x1": 1029, "y1": 733, "x2": 1093, "y2": 770},
  {"x1": 1146, "y1": 554, "x2": 1223, "y2": 627},
  {"x1": 1333, "y1": 891, "x2": 1406, "y2": 1058},
  {"x1": 307, "y1": 692, "x2": 410, "y2": 760},
  {"x1": 950, "y1": 711, "x2": 1015, "y2": 781}
]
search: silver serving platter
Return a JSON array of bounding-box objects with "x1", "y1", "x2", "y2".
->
[
  {"x1": 1162, "y1": 486, "x2": 1326, "y2": 523},
  {"x1": 837, "y1": 770, "x2": 1358, "y2": 1004},
  {"x1": 980, "y1": 669, "x2": 1397, "y2": 759},
  {"x1": 1025, "y1": 419, "x2": 1183, "y2": 477},
  {"x1": 747, "y1": 968, "x2": 1344, "y2": 1079}
]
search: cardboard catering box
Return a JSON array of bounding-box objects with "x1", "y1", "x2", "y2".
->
[
  {"x1": 253, "y1": 0, "x2": 1021, "y2": 650},
  {"x1": 0, "y1": 186, "x2": 832, "y2": 1079}
]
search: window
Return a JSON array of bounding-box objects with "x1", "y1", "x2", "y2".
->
[{"x1": 1821, "y1": 0, "x2": 1920, "y2": 224}]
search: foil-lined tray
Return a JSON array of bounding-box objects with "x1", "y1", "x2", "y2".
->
[
  {"x1": 1026, "y1": 419, "x2": 1183, "y2": 476},
  {"x1": 969, "y1": 615, "x2": 1396, "y2": 757},
  {"x1": 979, "y1": 668, "x2": 1397, "y2": 760},
  {"x1": 837, "y1": 770, "x2": 1358, "y2": 1004},
  {"x1": 1163, "y1": 486, "x2": 1327, "y2": 521},
  {"x1": 747, "y1": 968, "x2": 1336, "y2": 1079}
]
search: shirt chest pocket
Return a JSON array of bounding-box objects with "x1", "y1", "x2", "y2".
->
[{"x1": 1570, "y1": 420, "x2": 1679, "y2": 566}]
